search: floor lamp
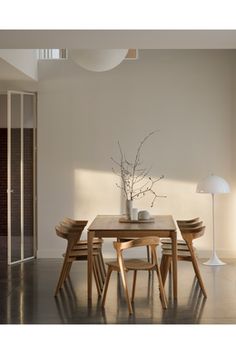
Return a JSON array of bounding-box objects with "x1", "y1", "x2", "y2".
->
[{"x1": 196, "y1": 174, "x2": 230, "y2": 266}]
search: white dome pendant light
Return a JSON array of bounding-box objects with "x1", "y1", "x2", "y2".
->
[{"x1": 69, "y1": 49, "x2": 128, "y2": 72}]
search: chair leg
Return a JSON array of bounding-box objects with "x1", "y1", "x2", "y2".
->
[
  {"x1": 160, "y1": 255, "x2": 171, "y2": 286},
  {"x1": 101, "y1": 266, "x2": 113, "y2": 307},
  {"x1": 54, "y1": 256, "x2": 69, "y2": 296},
  {"x1": 147, "y1": 246, "x2": 153, "y2": 275},
  {"x1": 94, "y1": 255, "x2": 103, "y2": 295},
  {"x1": 131, "y1": 270, "x2": 137, "y2": 302},
  {"x1": 64, "y1": 262, "x2": 73, "y2": 281},
  {"x1": 62, "y1": 260, "x2": 72, "y2": 284},
  {"x1": 118, "y1": 260, "x2": 133, "y2": 315},
  {"x1": 93, "y1": 258, "x2": 102, "y2": 296},
  {"x1": 155, "y1": 264, "x2": 168, "y2": 309},
  {"x1": 55, "y1": 237, "x2": 77, "y2": 296},
  {"x1": 187, "y1": 243, "x2": 207, "y2": 298},
  {"x1": 97, "y1": 248, "x2": 106, "y2": 284},
  {"x1": 146, "y1": 246, "x2": 150, "y2": 262}
]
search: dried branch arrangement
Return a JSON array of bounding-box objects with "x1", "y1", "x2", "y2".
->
[{"x1": 111, "y1": 131, "x2": 166, "y2": 207}]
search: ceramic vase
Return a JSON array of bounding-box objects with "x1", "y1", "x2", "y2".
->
[{"x1": 126, "y1": 199, "x2": 133, "y2": 220}]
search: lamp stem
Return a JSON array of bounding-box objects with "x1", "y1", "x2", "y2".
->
[
  {"x1": 203, "y1": 192, "x2": 225, "y2": 265},
  {"x1": 212, "y1": 193, "x2": 215, "y2": 256}
]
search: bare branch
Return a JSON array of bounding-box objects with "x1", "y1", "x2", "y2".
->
[
  {"x1": 133, "y1": 166, "x2": 153, "y2": 184},
  {"x1": 110, "y1": 157, "x2": 122, "y2": 168},
  {"x1": 111, "y1": 131, "x2": 165, "y2": 207}
]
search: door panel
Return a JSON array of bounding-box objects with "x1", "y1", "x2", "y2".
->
[
  {"x1": 23, "y1": 94, "x2": 34, "y2": 259},
  {"x1": 10, "y1": 94, "x2": 21, "y2": 262},
  {"x1": 8, "y1": 92, "x2": 37, "y2": 264}
]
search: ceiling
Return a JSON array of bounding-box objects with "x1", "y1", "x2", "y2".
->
[
  {"x1": 1, "y1": 30, "x2": 236, "y2": 49},
  {"x1": 0, "y1": 57, "x2": 32, "y2": 80}
]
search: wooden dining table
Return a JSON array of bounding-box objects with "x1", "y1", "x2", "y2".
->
[{"x1": 87, "y1": 214, "x2": 177, "y2": 301}]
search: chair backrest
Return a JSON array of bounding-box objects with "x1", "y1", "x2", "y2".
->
[
  {"x1": 177, "y1": 217, "x2": 200, "y2": 225},
  {"x1": 178, "y1": 221, "x2": 203, "y2": 230},
  {"x1": 180, "y1": 226, "x2": 205, "y2": 243},
  {"x1": 62, "y1": 217, "x2": 88, "y2": 227},
  {"x1": 57, "y1": 218, "x2": 87, "y2": 237},
  {"x1": 55, "y1": 220, "x2": 87, "y2": 245},
  {"x1": 113, "y1": 237, "x2": 160, "y2": 268},
  {"x1": 59, "y1": 222, "x2": 86, "y2": 233},
  {"x1": 55, "y1": 225, "x2": 68, "y2": 238},
  {"x1": 114, "y1": 237, "x2": 160, "y2": 251}
]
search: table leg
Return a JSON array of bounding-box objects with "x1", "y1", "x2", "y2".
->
[
  {"x1": 171, "y1": 230, "x2": 178, "y2": 299},
  {"x1": 88, "y1": 230, "x2": 95, "y2": 301}
]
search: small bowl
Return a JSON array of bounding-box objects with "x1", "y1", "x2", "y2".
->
[{"x1": 138, "y1": 210, "x2": 150, "y2": 220}]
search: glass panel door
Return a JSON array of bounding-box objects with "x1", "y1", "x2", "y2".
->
[
  {"x1": 7, "y1": 91, "x2": 37, "y2": 264},
  {"x1": 0, "y1": 94, "x2": 8, "y2": 261},
  {"x1": 9, "y1": 94, "x2": 21, "y2": 263},
  {"x1": 23, "y1": 94, "x2": 35, "y2": 259}
]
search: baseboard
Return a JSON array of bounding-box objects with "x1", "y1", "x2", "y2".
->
[
  {"x1": 37, "y1": 249, "x2": 64, "y2": 258},
  {"x1": 197, "y1": 249, "x2": 236, "y2": 259}
]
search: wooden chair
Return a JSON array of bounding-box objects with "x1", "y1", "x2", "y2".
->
[
  {"x1": 160, "y1": 222, "x2": 207, "y2": 298},
  {"x1": 60, "y1": 217, "x2": 106, "y2": 284},
  {"x1": 102, "y1": 237, "x2": 168, "y2": 315},
  {"x1": 54, "y1": 219, "x2": 106, "y2": 296}
]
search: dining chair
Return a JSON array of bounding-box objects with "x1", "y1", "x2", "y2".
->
[
  {"x1": 101, "y1": 236, "x2": 168, "y2": 315},
  {"x1": 54, "y1": 220, "x2": 106, "y2": 296},
  {"x1": 61, "y1": 217, "x2": 106, "y2": 283},
  {"x1": 160, "y1": 221, "x2": 207, "y2": 298},
  {"x1": 61, "y1": 227, "x2": 106, "y2": 295}
]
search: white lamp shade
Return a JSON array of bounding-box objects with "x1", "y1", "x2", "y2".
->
[
  {"x1": 196, "y1": 174, "x2": 230, "y2": 194},
  {"x1": 69, "y1": 49, "x2": 128, "y2": 72}
]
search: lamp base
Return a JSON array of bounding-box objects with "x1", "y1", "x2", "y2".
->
[{"x1": 203, "y1": 253, "x2": 226, "y2": 266}]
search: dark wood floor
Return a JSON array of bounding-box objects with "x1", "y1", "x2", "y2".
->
[{"x1": 1, "y1": 257, "x2": 236, "y2": 324}]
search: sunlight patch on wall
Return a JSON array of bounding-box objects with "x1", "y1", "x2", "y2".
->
[
  {"x1": 74, "y1": 170, "x2": 235, "y2": 257},
  {"x1": 74, "y1": 169, "x2": 121, "y2": 221}
]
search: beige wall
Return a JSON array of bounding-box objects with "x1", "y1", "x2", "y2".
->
[{"x1": 37, "y1": 50, "x2": 236, "y2": 258}]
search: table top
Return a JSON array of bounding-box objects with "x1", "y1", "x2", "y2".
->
[{"x1": 88, "y1": 215, "x2": 176, "y2": 231}]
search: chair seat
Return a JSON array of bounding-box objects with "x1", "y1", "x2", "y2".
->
[
  {"x1": 106, "y1": 258, "x2": 154, "y2": 271},
  {"x1": 161, "y1": 238, "x2": 196, "y2": 254},
  {"x1": 162, "y1": 249, "x2": 194, "y2": 257},
  {"x1": 77, "y1": 238, "x2": 103, "y2": 245},
  {"x1": 63, "y1": 249, "x2": 100, "y2": 257},
  {"x1": 73, "y1": 243, "x2": 102, "y2": 251},
  {"x1": 162, "y1": 244, "x2": 196, "y2": 256},
  {"x1": 161, "y1": 238, "x2": 186, "y2": 245},
  {"x1": 161, "y1": 243, "x2": 189, "y2": 251}
]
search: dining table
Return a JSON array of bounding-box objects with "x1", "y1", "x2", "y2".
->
[{"x1": 87, "y1": 214, "x2": 177, "y2": 302}]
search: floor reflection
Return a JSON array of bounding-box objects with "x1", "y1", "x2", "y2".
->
[
  {"x1": 54, "y1": 276, "x2": 106, "y2": 323},
  {"x1": 5, "y1": 262, "x2": 36, "y2": 324},
  {"x1": 101, "y1": 270, "x2": 207, "y2": 324},
  {"x1": 161, "y1": 275, "x2": 207, "y2": 323},
  {"x1": 105, "y1": 271, "x2": 158, "y2": 323},
  {"x1": 2, "y1": 259, "x2": 236, "y2": 324}
]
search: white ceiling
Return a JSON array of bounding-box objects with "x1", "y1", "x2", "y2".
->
[{"x1": 1, "y1": 30, "x2": 236, "y2": 49}]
